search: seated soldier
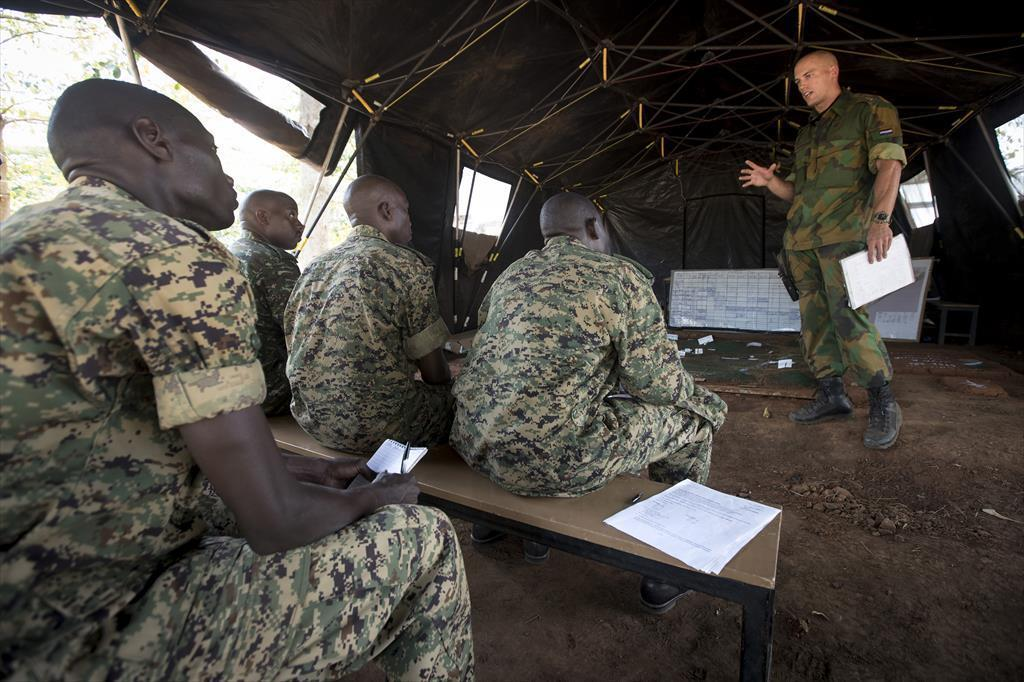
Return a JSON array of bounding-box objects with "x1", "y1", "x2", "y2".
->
[
  {"x1": 285, "y1": 174, "x2": 453, "y2": 453},
  {"x1": 0, "y1": 79, "x2": 474, "y2": 680},
  {"x1": 229, "y1": 190, "x2": 303, "y2": 415},
  {"x1": 451, "y1": 192, "x2": 727, "y2": 613}
]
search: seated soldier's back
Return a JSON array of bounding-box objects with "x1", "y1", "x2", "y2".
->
[
  {"x1": 285, "y1": 225, "x2": 447, "y2": 450},
  {"x1": 453, "y1": 235, "x2": 664, "y2": 477}
]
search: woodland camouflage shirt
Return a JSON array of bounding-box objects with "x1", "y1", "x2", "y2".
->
[
  {"x1": 0, "y1": 177, "x2": 264, "y2": 648},
  {"x1": 784, "y1": 90, "x2": 907, "y2": 250}
]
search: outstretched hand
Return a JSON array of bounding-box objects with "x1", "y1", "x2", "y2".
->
[{"x1": 739, "y1": 160, "x2": 777, "y2": 188}]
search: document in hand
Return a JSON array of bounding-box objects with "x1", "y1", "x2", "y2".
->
[
  {"x1": 605, "y1": 480, "x2": 781, "y2": 575},
  {"x1": 367, "y1": 439, "x2": 429, "y2": 474},
  {"x1": 840, "y1": 233, "x2": 914, "y2": 309}
]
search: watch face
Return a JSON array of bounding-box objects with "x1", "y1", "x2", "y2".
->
[{"x1": 873, "y1": 212, "x2": 890, "y2": 222}]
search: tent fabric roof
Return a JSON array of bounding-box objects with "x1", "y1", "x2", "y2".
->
[{"x1": 7, "y1": 0, "x2": 1023, "y2": 196}]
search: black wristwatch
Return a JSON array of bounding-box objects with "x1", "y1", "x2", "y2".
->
[{"x1": 871, "y1": 211, "x2": 892, "y2": 224}]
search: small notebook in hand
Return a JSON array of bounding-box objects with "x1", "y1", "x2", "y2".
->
[{"x1": 367, "y1": 439, "x2": 429, "y2": 475}]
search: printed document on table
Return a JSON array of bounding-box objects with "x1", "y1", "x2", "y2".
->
[
  {"x1": 840, "y1": 233, "x2": 914, "y2": 309},
  {"x1": 605, "y1": 480, "x2": 780, "y2": 574},
  {"x1": 367, "y1": 439, "x2": 429, "y2": 474}
]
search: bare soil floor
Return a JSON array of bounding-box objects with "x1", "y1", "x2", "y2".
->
[{"x1": 352, "y1": 344, "x2": 1024, "y2": 681}]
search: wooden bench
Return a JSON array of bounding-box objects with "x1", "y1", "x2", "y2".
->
[{"x1": 268, "y1": 415, "x2": 780, "y2": 681}]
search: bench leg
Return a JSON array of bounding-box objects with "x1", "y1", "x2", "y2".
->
[{"x1": 740, "y1": 587, "x2": 775, "y2": 682}]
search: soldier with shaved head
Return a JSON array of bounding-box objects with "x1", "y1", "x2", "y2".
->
[
  {"x1": 229, "y1": 189, "x2": 303, "y2": 415},
  {"x1": 740, "y1": 50, "x2": 906, "y2": 449},
  {"x1": 285, "y1": 174, "x2": 454, "y2": 452},
  {"x1": 0, "y1": 80, "x2": 474, "y2": 679},
  {"x1": 451, "y1": 192, "x2": 727, "y2": 613}
]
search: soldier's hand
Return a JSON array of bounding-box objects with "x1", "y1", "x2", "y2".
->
[
  {"x1": 370, "y1": 473, "x2": 421, "y2": 507},
  {"x1": 865, "y1": 223, "x2": 893, "y2": 263},
  {"x1": 320, "y1": 459, "x2": 374, "y2": 488},
  {"x1": 739, "y1": 160, "x2": 777, "y2": 188}
]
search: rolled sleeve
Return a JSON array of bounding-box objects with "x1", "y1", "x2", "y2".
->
[
  {"x1": 154, "y1": 361, "x2": 266, "y2": 429},
  {"x1": 405, "y1": 317, "x2": 449, "y2": 360},
  {"x1": 120, "y1": 241, "x2": 264, "y2": 428},
  {"x1": 869, "y1": 142, "x2": 907, "y2": 172},
  {"x1": 401, "y1": 261, "x2": 450, "y2": 360},
  {"x1": 864, "y1": 100, "x2": 906, "y2": 172}
]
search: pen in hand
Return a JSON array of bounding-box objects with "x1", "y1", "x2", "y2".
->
[{"x1": 371, "y1": 441, "x2": 413, "y2": 483}]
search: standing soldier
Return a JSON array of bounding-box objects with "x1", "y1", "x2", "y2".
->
[
  {"x1": 740, "y1": 50, "x2": 906, "y2": 449},
  {"x1": 0, "y1": 79, "x2": 474, "y2": 680},
  {"x1": 230, "y1": 190, "x2": 304, "y2": 415}
]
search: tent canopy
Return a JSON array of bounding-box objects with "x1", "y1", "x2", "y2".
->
[{"x1": 5, "y1": 0, "x2": 1024, "y2": 341}]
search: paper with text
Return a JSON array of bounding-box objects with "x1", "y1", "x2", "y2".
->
[
  {"x1": 367, "y1": 439, "x2": 429, "y2": 474},
  {"x1": 840, "y1": 233, "x2": 914, "y2": 309},
  {"x1": 605, "y1": 480, "x2": 780, "y2": 574}
]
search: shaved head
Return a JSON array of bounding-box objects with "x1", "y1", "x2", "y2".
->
[
  {"x1": 343, "y1": 174, "x2": 412, "y2": 244},
  {"x1": 239, "y1": 190, "x2": 303, "y2": 249},
  {"x1": 49, "y1": 78, "x2": 200, "y2": 171},
  {"x1": 539, "y1": 192, "x2": 610, "y2": 254},
  {"x1": 46, "y1": 79, "x2": 237, "y2": 229},
  {"x1": 795, "y1": 50, "x2": 838, "y2": 73},
  {"x1": 793, "y1": 50, "x2": 841, "y2": 113}
]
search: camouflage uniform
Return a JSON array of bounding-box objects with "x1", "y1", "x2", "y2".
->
[
  {"x1": 0, "y1": 178, "x2": 474, "y2": 680},
  {"x1": 450, "y1": 235, "x2": 727, "y2": 497},
  {"x1": 229, "y1": 230, "x2": 300, "y2": 415},
  {"x1": 286, "y1": 224, "x2": 453, "y2": 453},
  {"x1": 784, "y1": 90, "x2": 906, "y2": 388}
]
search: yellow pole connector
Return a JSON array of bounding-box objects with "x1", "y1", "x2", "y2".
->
[{"x1": 352, "y1": 89, "x2": 374, "y2": 115}]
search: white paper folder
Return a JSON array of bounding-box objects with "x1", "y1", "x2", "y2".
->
[{"x1": 840, "y1": 233, "x2": 914, "y2": 309}]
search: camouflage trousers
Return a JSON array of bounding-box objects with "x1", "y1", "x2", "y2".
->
[
  {"x1": 788, "y1": 242, "x2": 893, "y2": 388},
  {"x1": 459, "y1": 390, "x2": 722, "y2": 498},
  {"x1": 295, "y1": 380, "x2": 454, "y2": 454},
  {"x1": 612, "y1": 397, "x2": 716, "y2": 487},
  {"x1": 21, "y1": 505, "x2": 474, "y2": 681}
]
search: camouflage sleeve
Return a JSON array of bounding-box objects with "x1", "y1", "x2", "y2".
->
[
  {"x1": 119, "y1": 242, "x2": 266, "y2": 429},
  {"x1": 612, "y1": 265, "x2": 693, "y2": 405},
  {"x1": 864, "y1": 99, "x2": 907, "y2": 173},
  {"x1": 477, "y1": 287, "x2": 494, "y2": 327},
  {"x1": 402, "y1": 261, "x2": 450, "y2": 360},
  {"x1": 263, "y1": 253, "x2": 300, "y2": 327}
]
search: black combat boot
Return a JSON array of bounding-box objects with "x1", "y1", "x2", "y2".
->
[
  {"x1": 639, "y1": 577, "x2": 692, "y2": 614},
  {"x1": 864, "y1": 382, "x2": 902, "y2": 449},
  {"x1": 789, "y1": 376, "x2": 854, "y2": 424}
]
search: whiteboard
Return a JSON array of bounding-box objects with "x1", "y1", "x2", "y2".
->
[
  {"x1": 668, "y1": 269, "x2": 801, "y2": 332},
  {"x1": 668, "y1": 258, "x2": 933, "y2": 340},
  {"x1": 867, "y1": 258, "x2": 933, "y2": 341}
]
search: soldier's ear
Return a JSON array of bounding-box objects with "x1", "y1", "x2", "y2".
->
[
  {"x1": 378, "y1": 200, "x2": 391, "y2": 221},
  {"x1": 131, "y1": 117, "x2": 172, "y2": 162},
  {"x1": 584, "y1": 216, "x2": 599, "y2": 241},
  {"x1": 255, "y1": 208, "x2": 269, "y2": 225}
]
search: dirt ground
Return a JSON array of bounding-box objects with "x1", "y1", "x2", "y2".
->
[{"x1": 352, "y1": 342, "x2": 1024, "y2": 681}]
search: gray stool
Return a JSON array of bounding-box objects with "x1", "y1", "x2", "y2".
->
[{"x1": 929, "y1": 302, "x2": 979, "y2": 345}]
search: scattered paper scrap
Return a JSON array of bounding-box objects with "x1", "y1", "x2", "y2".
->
[
  {"x1": 698, "y1": 335, "x2": 714, "y2": 345},
  {"x1": 694, "y1": 348, "x2": 704, "y2": 355},
  {"x1": 982, "y1": 508, "x2": 1022, "y2": 524},
  {"x1": 667, "y1": 333, "x2": 679, "y2": 341},
  {"x1": 778, "y1": 358, "x2": 793, "y2": 369},
  {"x1": 746, "y1": 341, "x2": 763, "y2": 347}
]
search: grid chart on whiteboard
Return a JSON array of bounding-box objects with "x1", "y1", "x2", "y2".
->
[{"x1": 668, "y1": 269, "x2": 801, "y2": 331}]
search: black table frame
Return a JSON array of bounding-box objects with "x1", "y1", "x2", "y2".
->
[{"x1": 420, "y1": 493, "x2": 776, "y2": 682}]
